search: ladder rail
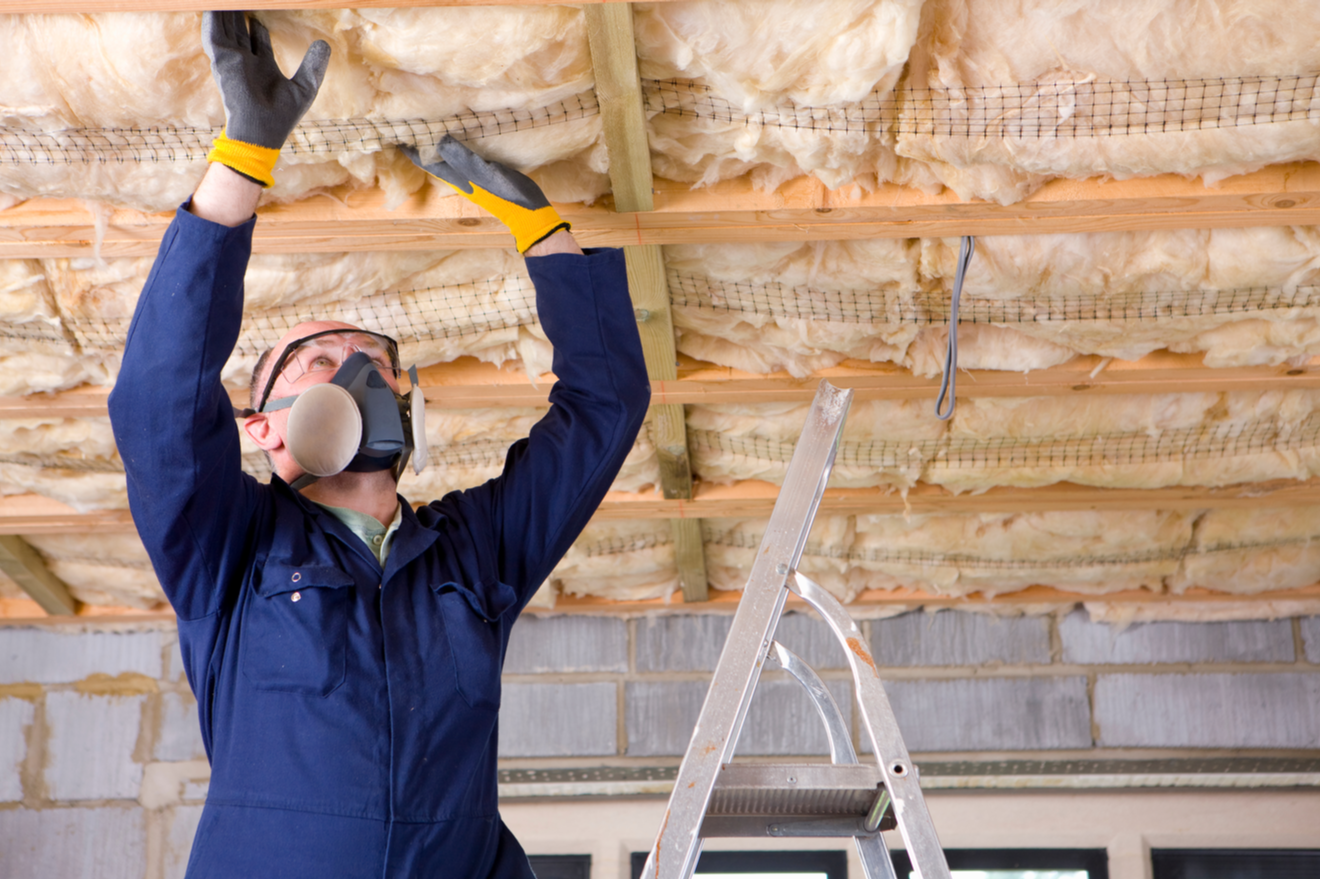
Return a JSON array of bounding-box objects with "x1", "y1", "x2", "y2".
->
[
  {"x1": 642, "y1": 381, "x2": 854, "y2": 879},
  {"x1": 790, "y1": 571, "x2": 951, "y2": 879},
  {"x1": 772, "y1": 641, "x2": 898, "y2": 880}
]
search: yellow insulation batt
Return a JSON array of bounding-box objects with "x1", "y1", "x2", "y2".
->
[
  {"x1": 689, "y1": 390, "x2": 1320, "y2": 493},
  {"x1": 0, "y1": 9, "x2": 604, "y2": 211},
  {"x1": 899, "y1": 0, "x2": 1320, "y2": 204}
]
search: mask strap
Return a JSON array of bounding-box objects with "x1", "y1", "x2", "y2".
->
[{"x1": 261, "y1": 395, "x2": 298, "y2": 413}]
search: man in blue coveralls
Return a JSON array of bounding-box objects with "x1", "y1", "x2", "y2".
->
[{"x1": 107, "y1": 12, "x2": 649, "y2": 878}]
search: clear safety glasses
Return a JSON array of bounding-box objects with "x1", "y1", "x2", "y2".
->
[{"x1": 256, "y1": 329, "x2": 401, "y2": 413}]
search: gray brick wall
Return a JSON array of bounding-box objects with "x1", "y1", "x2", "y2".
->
[
  {"x1": 1302, "y1": 617, "x2": 1320, "y2": 664},
  {"x1": 1095, "y1": 673, "x2": 1320, "y2": 748},
  {"x1": 499, "y1": 682, "x2": 618, "y2": 757},
  {"x1": 1, "y1": 605, "x2": 1316, "y2": 877},
  {"x1": 887, "y1": 676, "x2": 1092, "y2": 751},
  {"x1": 872, "y1": 610, "x2": 1051, "y2": 667},
  {"x1": 0, "y1": 807, "x2": 145, "y2": 878},
  {"x1": 504, "y1": 616, "x2": 628, "y2": 673},
  {"x1": 1061, "y1": 610, "x2": 1294, "y2": 664}
]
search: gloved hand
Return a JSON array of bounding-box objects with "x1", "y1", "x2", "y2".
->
[
  {"x1": 402, "y1": 136, "x2": 570, "y2": 254},
  {"x1": 203, "y1": 11, "x2": 330, "y2": 187}
]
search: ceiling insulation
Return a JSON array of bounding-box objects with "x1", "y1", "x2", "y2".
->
[{"x1": 2, "y1": 1, "x2": 1320, "y2": 622}]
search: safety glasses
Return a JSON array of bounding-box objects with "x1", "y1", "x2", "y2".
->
[{"x1": 254, "y1": 329, "x2": 401, "y2": 414}]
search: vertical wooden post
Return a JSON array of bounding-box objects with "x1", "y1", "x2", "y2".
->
[{"x1": 585, "y1": 3, "x2": 707, "y2": 601}]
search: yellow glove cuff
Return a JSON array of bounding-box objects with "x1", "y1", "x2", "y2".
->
[
  {"x1": 207, "y1": 131, "x2": 280, "y2": 188},
  {"x1": 447, "y1": 181, "x2": 570, "y2": 253}
]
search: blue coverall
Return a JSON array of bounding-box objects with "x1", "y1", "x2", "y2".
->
[{"x1": 107, "y1": 205, "x2": 650, "y2": 877}]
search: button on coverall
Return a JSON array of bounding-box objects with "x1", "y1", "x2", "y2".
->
[{"x1": 108, "y1": 205, "x2": 650, "y2": 877}]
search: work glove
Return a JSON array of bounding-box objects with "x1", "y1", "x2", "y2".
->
[
  {"x1": 401, "y1": 137, "x2": 570, "y2": 254},
  {"x1": 202, "y1": 11, "x2": 330, "y2": 187}
]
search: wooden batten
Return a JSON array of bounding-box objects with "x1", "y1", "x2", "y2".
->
[
  {"x1": 6, "y1": 352, "x2": 1319, "y2": 421},
  {"x1": 5, "y1": 164, "x2": 1320, "y2": 258}
]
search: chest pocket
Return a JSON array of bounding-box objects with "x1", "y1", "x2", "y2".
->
[
  {"x1": 435, "y1": 588, "x2": 502, "y2": 711},
  {"x1": 242, "y1": 562, "x2": 353, "y2": 697}
]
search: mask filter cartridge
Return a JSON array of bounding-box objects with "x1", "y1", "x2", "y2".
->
[{"x1": 284, "y1": 383, "x2": 363, "y2": 477}]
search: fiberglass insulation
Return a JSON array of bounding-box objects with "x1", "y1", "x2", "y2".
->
[
  {"x1": 637, "y1": 0, "x2": 1320, "y2": 202},
  {"x1": 0, "y1": 9, "x2": 605, "y2": 211}
]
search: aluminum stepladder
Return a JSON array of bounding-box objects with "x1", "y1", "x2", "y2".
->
[{"x1": 641, "y1": 381, "x2": 950, "y2": 880}]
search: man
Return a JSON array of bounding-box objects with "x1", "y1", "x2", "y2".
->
[{"x1": 108, "y1": 12, "x2": 649, "y2": 877}]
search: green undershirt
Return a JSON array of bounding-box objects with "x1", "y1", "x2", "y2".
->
[{"x1": 314, "y1": 501, "x2": 403, "y2": 567}]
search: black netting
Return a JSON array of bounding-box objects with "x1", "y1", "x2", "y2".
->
[
  {"x1": 0, "y1": 94, "x2": 599, "y2": 166},
  {"x1": 645, "y1": 74, "x2": 1320, "y2": 139},
  {"x1": 63, "y1": 274, "x2": 539, "y2": 357},
  {"x1": 671, "y1": 270, "x2": 1320, "y2": 325},
  {"x1": 690, "y1": 413, "x2": 1320, "y2": 471},
  {"x1": 703, "y1": 524, "x2": 1320, "y2": 569}
]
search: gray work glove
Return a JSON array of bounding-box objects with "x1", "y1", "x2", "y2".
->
[
  {"x1": 202, "y1": 11, "x2": 330, "y2": 186},
  {"x1": 401, "y1": 136, "x2": 570, "y2": 253}
]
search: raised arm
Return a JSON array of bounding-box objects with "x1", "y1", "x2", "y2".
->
[
  {"x1": 407, "y1": 138, "x2": 651, "y2": 614},
  {"x1": 108, "y1": 13, "x2": 328, "y2": 620}
]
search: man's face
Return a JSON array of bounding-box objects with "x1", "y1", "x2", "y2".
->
[{"x1": 246, "y1": 321, "x2": 402, "y2": 470}]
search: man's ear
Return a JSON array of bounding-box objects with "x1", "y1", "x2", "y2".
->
[{"x1": 244, "y1": 412, "x2": 282, "y2": 452}]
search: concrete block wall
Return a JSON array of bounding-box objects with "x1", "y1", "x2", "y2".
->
[
  {"x1": 0, "y1": 625, "x2": 206, "y2": 878},
  {"x1": 2, "y1": 610, "x2": 1319, "y2": 876}
]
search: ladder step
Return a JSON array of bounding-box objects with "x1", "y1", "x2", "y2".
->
[{"x1": 702, "y1": 763, "x2": 896, "y2": 838}]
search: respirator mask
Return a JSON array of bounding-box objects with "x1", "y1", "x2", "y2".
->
[{"x1": 244, "y1": 329, "x2": 429, "y2": 489}]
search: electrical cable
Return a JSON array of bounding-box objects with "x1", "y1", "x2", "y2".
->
[{"x1": 935, "y1": 235, "x2": 975, "y2": 420}]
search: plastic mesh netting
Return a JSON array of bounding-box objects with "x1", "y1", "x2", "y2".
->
[
  {"x1": 690, "y1": 413, "x2": 1320, "y2": 471},
  {"x1": 0, "y1": 94, "x2": 599, "y2": 166},
  {"x1": 704, "y1": 523, "x2": 1320, "y2": 569},
  {"x1": 645, "y1": 74, "x2": 1320, "y2": 139},
  {"x1": 669, "y1": 270, "x2": 1320, "y2": 325},
  {"x1": 60, "y1": 275, "x2": 539, "y2": 358}
]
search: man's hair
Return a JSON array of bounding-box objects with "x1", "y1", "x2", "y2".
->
[{"x1": 249, "y1": 347, "x2": 275, "y2": 411}]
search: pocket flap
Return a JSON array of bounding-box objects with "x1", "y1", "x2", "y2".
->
[{"x1": 255, "y1": 561, "x2": 354, "y2": 597}]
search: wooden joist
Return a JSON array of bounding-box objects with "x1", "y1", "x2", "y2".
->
[
  {"x1": 586, "y1": 2, "x2": 706, "y2": 600},
  {"x1": 5, "y1": 163, "x2": 1320, "y2": 259},
  {"x1": 5, "y1": 478, "x2": 1320, "y2": 537},
  {"x1": 6, "y1": 352, "x2": 1319, "y2": 420},
  {"x1": 0, "y1": 535, "x2": 77, "y2": 615},
  {"x1": 0, "y1": 0, "x2": 667, "y2": 11}
]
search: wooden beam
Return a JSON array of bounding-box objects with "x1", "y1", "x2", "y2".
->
[
  {"x1": 8, "y1": 352, "x2": 1320, "y2": 420},
  {"x1": 0, "y1": 535, "x2": 77, "y2": 616},
  {"x1": 7, "y1": 478, "x2": 1320, "y2": 536},
  {"x1": 0, "y1": 0, "x2": 678, "y2": 10},
  {"x1": 586, "y1": 1, "x2": 706, "y2": 600},
  {"x1": 583, "y1": 2, "x2": 653, "y2": 215},
  {"x1": 590, "y1": 477, "x2": 1320, "y2": 520},
  {"x1": 5, "y1": 163, "x2": 1320, "y2": 258}
]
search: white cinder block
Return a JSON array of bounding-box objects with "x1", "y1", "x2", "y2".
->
[
  {"x1": 46, "y1": 691, "x2": 145, "y2": 800},
  {"x1": 1096, "y1": 673, "x2": 1320, "y2": 748},
  {"x1": 1061, "y1": 610, "x2": 1294, "y2": 664},
  {"x1": 0, "y1": 628, "x2": 161, "y2": 684},
  {"x1": 886, "y1": 676, "x2": 1092, "y2": 751},
  {"x1": 0, "y1": 697, "x2": 34, "y2": 801},
  {"x1": 503, "y1": 616, "x2": 628, "y2": 673},
  {"x1": 635, "y1": 616, "x2": 732, "y2": 672},
  {"x1": 0, "y1": 806, "x2": 145, "y2": 877},
  {"x1": 155, "y1": 692, "x2": 206, "y2": 762},
  {"x1": 165, "y1": 805, "x2": 204, "y2": 879},
  {"x1": 498, "y1": 683, "x2": 617, "y2": 758},
  {"x1": 872, "y1": 611, "x2": 1051, "y2": 667}
]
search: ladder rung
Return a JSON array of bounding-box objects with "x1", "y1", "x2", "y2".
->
[
  {"x1": 701, "y1": 815, "x2": 889, "y2": 839},
  {"x1": 710, "y1": 763, "x2": 884, "y2": 817}
]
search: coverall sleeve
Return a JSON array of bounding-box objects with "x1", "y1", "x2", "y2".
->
[
  {"x1": 108, "y1": 206, "x2": 261, "y2": 621},
  {"x1": 443, "y1": 248, "x2": 651, "y2": 615}
]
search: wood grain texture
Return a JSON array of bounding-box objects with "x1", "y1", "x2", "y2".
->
[
  {"x1": 0, "y1": 535, "x2": 77, "y2": 615},
  {"x1": 0, "y1": 0, "x2": 674, "y2": 10},
  {"x1": 6, "y1": 164, "x2": 1320, "y2": 257},
  {"x1": 583, "y1": 2, "x2": 653, "y2": 213},
  {"x1": 9, "y1": 352, "x2": 1319, "y2": 419}
]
